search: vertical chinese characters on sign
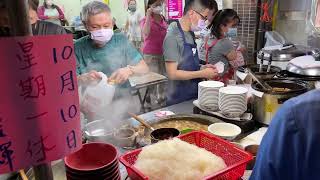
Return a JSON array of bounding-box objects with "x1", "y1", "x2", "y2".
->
[
  {"x1": 26, "y1": 136, "x2": 56, "y2": 163},
  {"x1": 0, "y1": 118, "x2": 13, "y2": 171},
  {"x1": 0, "y1": 35, "x2": 81, "y2": 173},
  {"x1": 53, "y1": 45, "x2": 78, "y2": 151},
  {"x1": 17, "y1": 41, "x2": 48, "y2": 121}
]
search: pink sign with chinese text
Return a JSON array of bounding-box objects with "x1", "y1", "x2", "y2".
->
[
  {"x1": 0, "y1": 35, "x2": 82, "y2": 173},
  {"x1": 167, "y1": 0, "x2": 183, "y2": 19}
]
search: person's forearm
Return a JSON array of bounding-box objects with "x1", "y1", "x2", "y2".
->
[
  {"x1": 38, "y1": 7, "x2": 49, "y2": 20},
  {"x1": 130, "y1": 60, "x2": 149, "y2": 74},
  {"x1": 125, "y1": 21, "x2": 129, "y2": 33},
  {"x1": 142, "y1": 16, "x2": 151, "y2": 38},
  {"x1": 57, "y1": 7, "x2": 65, "y2": 20},
  {"x1": 38, "y1": 14, "x2": 49, "y2": 20},
  {"x1": 168, "y1": 70, "x2": 203, "y2": 80}
]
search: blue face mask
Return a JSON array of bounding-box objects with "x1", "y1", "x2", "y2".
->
[
  {"x1": 199, "y1": 28, "x2": 210, "y2": 38},
  {"x1": 226, "y1": 28, "x2": 238, "y2": 38}
]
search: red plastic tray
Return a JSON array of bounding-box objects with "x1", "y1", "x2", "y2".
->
[{"x1": 120, "y1": 131, "x2": 253, "y2": 180}]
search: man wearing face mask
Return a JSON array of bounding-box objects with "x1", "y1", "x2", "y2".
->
[
  {"x1": 75, "y1": 1, "x2": 149, "y2": 93},
  {"x1": 163, "y1": 0, "x2": 219, "y2": 105}
]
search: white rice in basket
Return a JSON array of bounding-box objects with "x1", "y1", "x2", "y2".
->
[{"x1": 134, "y1": 138, "x2": 227, "y2": 180}]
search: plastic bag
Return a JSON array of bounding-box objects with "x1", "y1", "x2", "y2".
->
[
  {"x1": 80, "y1": 72, "x2": 116, "y2": 120},
  {"x1": 264, "y1": 31, "x2": 286, "y2": 47}
]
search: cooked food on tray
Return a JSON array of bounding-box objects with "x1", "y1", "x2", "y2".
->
[
  {"x1": 271, "y1": 87, "x2": 291, "y2": 93},
  {"x1": 137, "y1": 120, "x2": 209, "y2": 133},
  {"x1": 134, "y1": 138, "x2": 227, "y2": 180}
]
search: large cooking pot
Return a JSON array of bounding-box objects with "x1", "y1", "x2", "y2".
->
[
  {"x1": 252, "y1": 79, "x2": 308, "y2": 125},
  {"x1": 277, "y1": 54, "x2": 320, "y2": 89},
  {"x1": 257, "y1": 44, "x2": 313, "y2": 70},
  {"x1": 277, "y1": 70, "x2": 320, "y2": 89}
]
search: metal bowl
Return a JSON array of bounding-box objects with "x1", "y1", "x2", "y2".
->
[
  {"x1": 84, "y1": 120, "x2": 115, "y2": 144},
  {"x1": 114, "y1": 128, "x2": 137, "y2": 148}
]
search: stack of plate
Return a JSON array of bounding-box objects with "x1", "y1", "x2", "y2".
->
[
  {"x1": 65, "y1": 143, "x2": 120, "y2": 180},
  {"x1": 198, "y1": 81, "x2": 225, "y2": 111},
  {"x1": 219, "y1": 86, "x2": 248, "y2": 118}
]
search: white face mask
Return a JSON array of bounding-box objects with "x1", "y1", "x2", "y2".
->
[
  {"x1": 46, "y1": 0, "x2": 53, "y2": 6},
  {"x1": 153, "y1": 6, "x2": 163, "y2": 14},
  {"x1": 226, "y1": 28, "x2": 238, "y2": 38},
  {"x1": 199, "y1": 28, "x2": 210, "y2": 38},
  {"x1": 90, "y1": 29, "x2": 114, "y2": 45},
  {"x1": 191, "y1": 19, "x2": 206, "y2": 32}
]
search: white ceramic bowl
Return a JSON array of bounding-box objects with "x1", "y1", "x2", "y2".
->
[
  {"x1": 198, "y1": 81, "x2": 225, "y2": 111},
  {"x1": 219, "y1": 86, "x2": 248, "y2": 95},
  {"x1": 199, "y1": 81, "x2": 225, "y2": 89},
  {"x1": 218, "y1": 86, "x2": 248, "y2": 117},
  {"x1": 208, "y1": 123, "x2": 241, "y2": 141}
]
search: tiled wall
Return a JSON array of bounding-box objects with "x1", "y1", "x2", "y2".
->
[{"x1": 232, "y1": 0, "x2": 258, "y2": 62}]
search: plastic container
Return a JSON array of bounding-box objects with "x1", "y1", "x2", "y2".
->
[
  {"x1": 80, "y1": 72, "x2": 115, "y2": 120},
  {"x1": 264, "y1": 31, "x2": 286, "y2": 47},
  {"x1": 120, "y1": 131, "x2": 253, "y2": 180}
]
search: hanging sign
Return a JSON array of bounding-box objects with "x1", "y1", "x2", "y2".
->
[
  {"x1": 0, "y1": 35, "x2": 82, "y2": 173},
  {"x1": 167, "y1": 0, "x2": 183, "y2": 19}
]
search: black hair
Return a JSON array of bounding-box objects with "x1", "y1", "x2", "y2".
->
[
  {"x1": 29, "y1": 0, "x2": 39, "y2": 11},
  {"x1": 208, "y1": 9, "x2": 239, "y2": 39},
  {"x1": 0, "y1": 1, "x2": 5, "y2": 9},
  {"x1": 145, "y1": 0, "x2": 159, "y2": 14},
  {"x1": 0, "y1": 0, "x2": 39, "y2": 11},
  {"x1": 234, "y1": 15, "x2": 241, "y2": 26},
  {"x1": 183, "y1": 0, "x2": 217, "y2": 16},
  {"x1": 44, "y1": 1, "x2": 58, "y2": 9},
  {"x1": 210, "y1": 0, "x2": 218, "y2": 14}
]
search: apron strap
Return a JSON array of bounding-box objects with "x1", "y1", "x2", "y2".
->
[
  {"x1": 176, "y1": 21, "x2": 187, "y2": 44},
  {"x1": 205, "y1": 38, "x2": 219, "y2": 64}
]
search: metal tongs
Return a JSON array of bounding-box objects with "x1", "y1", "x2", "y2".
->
[
  {"x1": 258, "y1": 51, "x2": 272, "y2": 73},
  {"x1": 258, "y1": 52, "x2": 264, "y2": 73},
  {"x1": 245, "y1": 68, "x2": 272, "y2": 91}
]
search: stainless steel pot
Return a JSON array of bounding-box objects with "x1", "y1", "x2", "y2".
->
[
  {"x1": 84, "y1": 120, "x2": 115, "y2": 143},
  {"x1": 252, "y1": 80, "x2": 308, "y2": 125},
  {"x1": 257, "y1": 44, "x2": 313, "y2": 70},
  {"x1": 276, "y1": 70, "x2": 320, "y2": 90}
]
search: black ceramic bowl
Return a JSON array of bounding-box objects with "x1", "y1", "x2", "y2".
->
[{"x1": 150, "y1": 128, "x2": 180, "y2": 144}]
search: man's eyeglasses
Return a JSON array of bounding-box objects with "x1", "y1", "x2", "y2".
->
[{"x1": 193, "y1": 10, "x2": 207, "y2": 21}]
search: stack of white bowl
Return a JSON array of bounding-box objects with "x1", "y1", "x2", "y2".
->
[
  {"x1": 198, "y1": 81, "x2": 225, "y2": 111},
  {"x1": 219, "y1": 86, "x2": 248, "y2": 118}
]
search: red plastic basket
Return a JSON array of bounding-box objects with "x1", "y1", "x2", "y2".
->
[{"x1": 120, "y1": 131, "x2": 253, "y2": 180}]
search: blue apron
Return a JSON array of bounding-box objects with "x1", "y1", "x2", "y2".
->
[{"x1": 166, "y1": 21, "x2": 201, "y2": 106}]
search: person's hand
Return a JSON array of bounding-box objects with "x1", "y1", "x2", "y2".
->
[
  {"x1": 109, "y1": 67, "x2": 133, "y2": 84},
  {"x1": 78, "y1": 70, "x2": 101, "y2": 85},
  {"x1": 200, "y1": 66, "x2": 219, "y2": 79},
  {"x1": 49, "y1": 16, "x2": 59, "y2": 20},
  {"x1": 146, "y1": 8, "x2": 153, "y2": 17},
  {"x1": 201, "y1": 64, "x2": 216, "y2": 70}
]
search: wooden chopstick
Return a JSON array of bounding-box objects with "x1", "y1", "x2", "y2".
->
[
  {"x1": 19, "y1": 169, "x2": 28, "y2": 180},
  {"x1": 128, "y1": 112, "x2": 155, "y2": 131}
]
